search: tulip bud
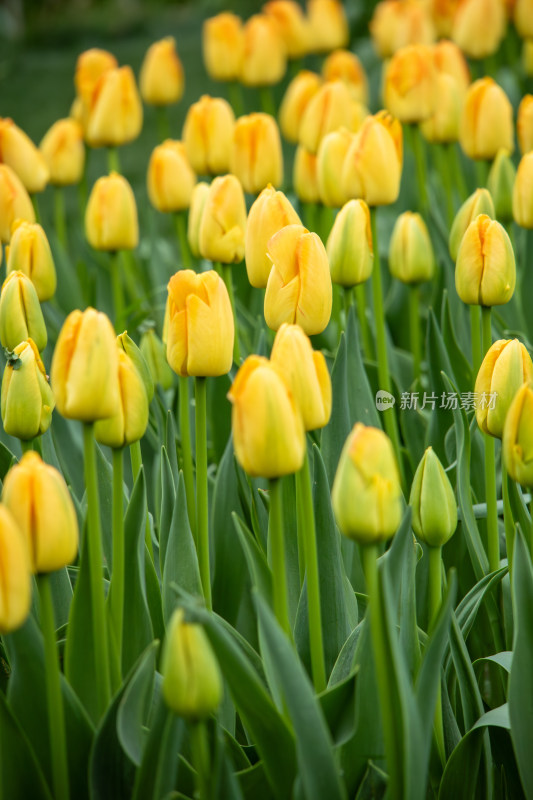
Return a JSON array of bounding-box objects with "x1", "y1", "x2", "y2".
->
[
  {"x1": 370, "y1": 0, "x2": 436, "y2": 58},
  {"x1": 6, "y1": 220, "x2": 57, "y2": 301},
  {"x1": 455, "y1": 214, "x2": 515, "y2": 306},
  {"x1": 307, "y1": 0, "x2": 349, "y2": 53},
  {"x1": 409, "y1": 447, "x2": 457, "y2": 547},
  {"x1": 0, "y1": 164, "x2": 35, "y2": 243},
  {"x1": 0, "y1": 505, "x2": 31, "y2": 634},
  {"x1": 342, "y1": 111, "x2": 403, "y2": 207},
  {"x1": 228, "y1": 355, "x2": 306, "y2": 477},
  {"x1": 245, "y1": 185, "x2": 301, "y2": 288},
  {"x1": 139, "y1": 37, "x2": 184, "y2": 106},
  {"x1": 117, "y1": 331, "x2": 154, "y2": 402},
  {"x1": 241, "y1": 14, "x2": 287, "y2": 87},
  {"x1": 39, "y1": 118, "x2": 85, "y2": 187},
  {"x1": 322, "y1": 49, "x2": 369, "y2": 105},
  {"x1": 187, "y1": 182, "x2": 210, "y2": 258},
  {"x1": 74, "y1": 48, "x2": 118, "y2": 108},
  {"x1": 0, "y1": 271, "x2": 47, "y2": 352},
  {"x1": 198, "y1": 174, "x2": 247, "y2": 264},
  {"x1": 166, "y1": 270, "x2": 234, "y2": 377},
  {"x1": 459, "y1": 78, "x2": 514, "y2": 161},
  {"x1": 94, "y1": 349, "x2": 149, "y2": 448},
  {"x1": 270, "y1": 323, "x2": 332, "y2": 430},
  {"x1": 420, "y1": 72, "x2": 463, "y2": 143},
  {"x1": 487, "y1": 149, "x2": 516, "y2": 223},
  {"x1": 279, "y1": 70, "x2": 323, "y2": 144},
  {"x1": 51, "y1": 307, "x2": 120, "y2": 422},
  {"x1": 182, "y1": 96, "x2": 235, "y2": 177},
  {"x1": 452, "y1": 0, "x2": 506, "y2": 58},
  {"x1": 513, "y1": 152, "x2": 533, "y2": 229},
  {"x1": 523, "y1": 40, "x2": 533, "y2": 77},
  {"x1": 517, "y1": 95, "x2": 533, "y2": 155},
  {"x1": 503, "y1": 383, "x2": 533, "y2": 486},
  {"x1": 475, "y1": 338, "x2": 533, "y2": 439},
  {"x1": 161, "y1": 608, "x2": 222, "y2": 719},
  {"x1": 514, "y1": 0, "x2": 533, "y2": 38},
  {"x1": 430, "y1": 0, "x2": 460, "y2": 38},
  {"x1": 203, "y1": 13, "x2": 244, "y2": 82},
  {"x1": 389, "y1": 211, "x2": 435, "y2": 284},
  {"x1": 433, "y1": 39, "x2": 470, "y2": 94},
  {"x1": 230, "y1": 113, "x2": 283, "y2": 194},
  {"x1": 2, "y1": 452, "x2": 79, "y2": 573},
  {"x1": 263, "y1": 0, "x2": 310, "y2": 59},
  {"x1": 265, "y1": 224, "x2": 332, "y2": 335},
  {"x1": 147, "y1": 140, "x2": 196, "y2": 213},
  {"x1": 1, "y1": 339, "x2": 54, "y2": 441},
  {"x1": 86, "y1": 66, "x2": 143, "y2": 148},
  {"x1": 384, "y1": 44, "x2": 437, "y2": 123},
  {"x1": 293, "y1": 146, "x2": 321, "y2": 204},
  {"x1": 332, "y1": 423, "x2": 403, "y2": 543},
  {"x1": 85, "y1": 172, "x2": 139, "y2": 251},
  {"x1": 327, "y1": 199, "x2": 374, "y2": 287},
  {"x1": 317, "y1": 127, "x2": 355, "y2": 207},
  {"x1": 299, "y1": 81, "x2": 367, "y2": 154},
  {"x1": 0, "y1": 118, "x2": 49, "y2": 195},
  {"x1": 140, "y1": 327, "x2": 174, "y2": 390},
  {"x1": 449, "y1": 187, "x2": 495, "y2": 261}
]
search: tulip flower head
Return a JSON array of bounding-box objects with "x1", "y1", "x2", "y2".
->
[
  {"x1": 293, "y1": 146, "x2": 321, "y2": 204},
  {"x1": 86, "y1": 66, "x2": 143, "y2": 148},
  {"x1": 410, "y1": 447, "x2": 457, "y2": 547},
  {"x1": 198, "y1": 174, "x2": 247, "y2": 264},
  {"x1": 299, "y1": 81, "x2": 367, "y2": 155},
  {"x1": 487, "y1": 149, "x2": 516, "y2": 223},
  {"x1": 322, "y1": 50, "x2": 369, "y2": 105},
  {"x1": 459, "y1": 78, "x2": 514, "y2": 161},
  {"x1": 94, "y1": 348, "x2": 149, "y2": 449},
  {"x1": 503, "y1": 383, "x2": 533, "y2": 487},
  {"x1": 517, "y1": 95, "x2": 533, "y2": 155},
  {"x1": 420, "y1": 72, "x2": 463, "y2": 143},
  {"x1": 449, "y1": 187, "x2": 495, "y2": 261},
  {"x1": 203, "y1": 12, "x2": 244, "y2": 82},
  {"x1": 279, "y1": 70, "x2": 323, "y2": 144},
  {"x1": 39, "y1": 118, "x2": 85, "y2": 186},
  {"x1": 140, "y1": 37, "x2": 184, "y2": 106},
  {"x1": 317, "y1": 127, "x2": 355, "y2": 207},
  {"x1": 1, "y1": 339, "x2": 54, "y2": 441},
  {"x1": 230, "y1": 113, "x2": 283, "y2": 194},
  {"x1": 74, "y1": 48, "x2": 118, "y2": 109},
  {"x1": 0, "y1": 270, "x2": 47, "y2": 353},
  {"x1": 0, "y1": 118, "x2": 49, "y2": 194},
  {"x1": 384, "y1": 44, "x2": 437, "y2": 123},
  {"x1": 455, "y1": 214, "x2": 515, "y2": 306},
  {"x1": 240, "y1": 14, "x2": 287, "y2": 87},
  {"x1": 327, "y1": 199, "x2": 374, "y2": 287},
  {"x1": 0, "y1": 505, "x2": 31, "y2": 634},
  {"x1": 263, "y1": 0, "x2": 310, "y2": 59},
  {"x1": 388, "y1": 211, "x2": 435, "y2": 284},
  {"x1": 342, "y1": 110, "x2": 403, "y2": 206},
  {"x1": 188, "y1": 182, "x2": 210, "y2": 258},
  {"x1": 475, "y1": 338, "x2": 533, "y2": 439},
  {"x1": 307, "y1": 0, "x2": 350, "y2": 53},
  {"x1": 6, "y1": 219, "x2": 57, "y2": 301},
  {"x1": 117, "y1": 330, "x2": 154, "y2": 402},
  {"x1": 514, "y1": 0, "x2": 533, "y2": 38},
  {"x1": 369, "y1": 0, "x2": 436, "y2": 58},
  {"x1": 85, "y1": 172, "x2": 139, "y2": 251},
  {"x1": 452, "y1": 0, "x2": 506, "y2": 59},
  {"x1": 182, "y1": 95, "x2": 235, "y2": 176},
  {"x1": 147, "y1": 140, "x2": 196, "y2": 213},
  {"x1": 140, "y1": 327, "x2": 174, "y2": 390},
  {"x1": 245, "y1": 185, "x2": 301, "y2": 288},
  {"x1": 0, "y1": 164, "x2": 35, "y2": 243},
  {"x1": 513, "y1": 152, "x2": 533, "y2": 229}
]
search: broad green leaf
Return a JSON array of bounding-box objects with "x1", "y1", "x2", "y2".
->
[
  {"x1": 117, "y1": 641, "x2": 158, "y2": 766},
  {"x1": 320, "y1": 331, "x2": 352, "y2": 485},
  {"x1": 158, "y1": 447, "x2": 177, "y2": 573},
  {"x1": 440, "y1": 291, "x2": 472, "y2": 395},
  {"x1": 232, "y1": 513, "x2": 272, "y2": 605},
  {"x1": 345, "y1": 306, "x2": 380, "y2": 427},
  {"x1": 237, "y1": 762, "x2": 274, "y2": 800},
  {"x1": 0, "y1": 690, "x2": 53, "y2": 800}
]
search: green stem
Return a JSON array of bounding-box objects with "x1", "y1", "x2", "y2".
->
[
  {"x1": 189, "y1": 720, "x2": 210, "y2": 800},
  {"x1": 130, "y1": 439, "x2": 154, "y2": 562},
  {"x1": 450, "y1": 143, "x2": 468, "y2": 202},
  {"x1": 156, "y1": 106, "x2": 171, "y2": 143},
  {"x1": 475, "y1": 159, "x2": 488, "y2": 189},
  {"x1": 371, "y1": 208, "x2": 405, "y2": 491},
  {"x1": 409, "y1": 285, "x2": 421, "y2": 381},
  {"x1": 228, "y1": 81, "x2": 244, "y2": 117},
  {"x1": 110, "y1": 447, "x2": 125, "y2": 675},
  {"x1": 355, "y1": 282, "x2": 372, "y2": 358},
  {"x1": 38, "y1": 574, "x2": 70, "y2": 800},
  {"x1": 530, "y1": 498, "x2": 533, "y2": 563},
  {"x1": 502, "y1": 461, "x2": 514, "y2": 578},
  {"x1": 439, "y1": 144, "x2": 455, "y2": 227},
  {"x1": 470, "y1": 305, "x2": 482, "y2": 380},
  {"x1": 107, "y1": 146, "x2": 121, "y2": 173},
  {"x1": 175, "y1": 211, "x2": 192, "y2": 270},
  {"x1": 110, "y1": 251, "x2": 125, "y2": 333},
  {"x1": 82, "y1": 423, "x2": 111, "y2": 716},
  {"x1": 20, "y1": 439, "x2": 34, "y2": 455},
  {"x1": 295, "y1": 476, "x2": 306, "y2": 587},
  {"x1": 343, "y1": 287, "x2": 352, "y2": 330},
  {"x1": 221, "y1": 263, "x2": 241, "y2": 365},
  {"x1": 195, "y1": 377, "x2": 212, "y2": 609},
  {"x1": 427, "y1": 546, "x2": 445, "y2": 766},
  {"x1": 361, "y1": 544, "x2": 402, "y2": 800},
  {"x1": 259, "y1": 85, "x2": 277, "y2": 118},
  {"x1": 410, "y1": 124, "x2": 428, "y2": 214},
  {"x1": 482, "y1": 307, "x2": 499, "y2": 572},
  {"x1": 297, "y1": 451, "x2": 326, "y2": 693},
  {"x1": 31, "y1": 193, "x2": 41, "y2": 224},
  {"x1": 179, "y1": 376, "x2": 196, "y2": 538},
  {"x1": 54, "y1": 186, "x2": 67, "y2": 249},
  {"x1": 268, "y1": 478, "x2": 291, "y2": 637}
]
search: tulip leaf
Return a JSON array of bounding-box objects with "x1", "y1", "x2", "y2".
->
[
  {"x1": 345, "y1": 306, "x2": 380, "y2": 428},
  {"x1": 116, "y1": 641, "x2": 158, "y2": 767},
  {"x1": 51, "y1": 414, "x2": 85, "y2": 499},
  {"x1": 232, "y1": 512, "x2": 272, "y2": 606},
  {"x1": 320, "y1": 331, "x2": 352, "y2": 485},
  {"x1": 440, "y1": 292, "x2": 472, "y2": 395},
  {"x1": 425, "y1": 311, "x2": 457, "y2": 461},
  {"x1": 0, "y1": 690, "x2": 53, "y2": 800},
  {"x1": 0, "y1": 436, "x2": 16, "y2": 481},
  {"x1": 158, "y1": 446, "x2": 176, "y2": 573},
  {"x1": 165, "y1": 410, "x2": 181, "y2": 488}
]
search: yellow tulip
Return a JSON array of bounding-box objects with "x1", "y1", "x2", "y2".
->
[
  {"x1": 0, "y1": 117, "x2": 49, "y2": 193},
  {"x1": 228, "y1": 355, "x2": 305, "y2": 478},
  {"x1": 503, "y1": 383, "x2": 533, "y2": 487},
  {"x1": 293, "y1": 146, "x2": 321, "y2": 204},
  {"x1": 369, "y1": 0, "x2": 436, "y2": 58},
  {"x1": 410, "y1": 447, "x2": 457, "y2": 547},
  {"x1": 198, "y1": 174, "x2": 247, "y2": 264},
  {"x1": 449, "y1": 187, "x2": 495, "y2": 261},
  {"x1": 430, "y1": 0, "x2": 462, "y2": 38},
  {"x1": 317, "y1": 127, "x2": 355, "y2": 207},
  {"x1": 517, "y1": 94, "x2": 533, "y2": 155},
  {"x1": 139, "y1": 328, "x2": 174, "y2": 391},
  {"x1": 117, "y1": 330, "x2": 154, "y2": 402},
  {"x1": 514, "y1": 0, "x2": 533, "y2": 37},
  {"x1": 230, "y1": 113, "x2": 283, "y2": 194},
  {"x1": 455, "y1": 214, "x2": 515, "y2": 306},
  {"x1": 147, "y1": 140, "x2": 196, "y2": 213},
  {"x1": 513, "y1": 152, "x2": 533, "y2": 229},
  {"x1": 475, "y1": 339, "x2": 533, "y2": 438},
  {"x1": 245, "y1": 185, "x2": 301, "y2": 288},
  {"x1": 459, "y1": 78, "x2": 514, "y2": 160},
  {"x1": 419, "y1": 72, "x2": 463, "y2": 143},
  {"x1": 523, "y1": 39, "x2": 533, "y2": 76},
  {"x1": 39, "y1": 118, "x2": 85, "y2": 187},
  {"x1": 299, "y1": 81, "x2": 367, "y2": 154},
  {"x1": 2, "y1": 452, "x2": 79, "y2": 574},
  {"x1": 241, "y1": 14, "x2": 287, "y2": 87},
  {"x1": 139, "y1": 37, "x2": 184, "y2": 106},
  {"x1": 166, "y1": 270, "x2": 234, "y2": 377},
  {"x1": 182, "y1": 95, "x2": 235, "y2": 176},
  {"x1": 279, "y1": 70, "x2": 323, "y2": 143},
  {"x1": 187, "y1": 182, "x2": 210, "y2": 258},
  {"x1": 322, "y1": 49, "x2": 369, "y2": 105},
  {"x1": 94, "y1": 349, "x2": 149, "y2": 448},
  {"x1": 384, "y1": 44, "x2": 437, "y2": 123},
  {"x1": 487, "y1": 149, "x2": 516, "y2": 223},
  {"x1": 0, "y1": 271, "x2": 47, "y2": 352},
  {"x1": 50, "y1": 307, "x2": 120, "y2": 422},
  {"x1": 388, "y1": 211, "x2": 435, "y2": 284},
  {"x1": 203, "y1": 12, "x2": 244, "y2": 82},
  {"x1": 0, "y1": 505, "x2": 31, "y2": 634},
  {"x1": 452, "y1": 0, "x2": 506, "y2": 58},
  {"x1": 326, "y1": 199, "x2": 373, "y2": 287},
  {"x1": 0, "y1": 164, "x2": 35, "y2": 243},
  {"x1": 307, "y1": 0, "x2": 349, "y2": 53},
  {"x1": 85, "y1": 66, "x2": 143, "y2": 148},
  {"x1": 264, "y1": 224, "x2": 332, "y2": 335},
  {"x1": 1, "y1": 339, "x2": 54, "y2": 441},
  {"x1": 85, "y1": 172, "x2": 139, "y2": 251},
  {"x1": 342, "y1": 110, "x2": 403, "y2": 206},
  {"x1": 74, "y1": 48, "x2": 118, "y2": 108},
  {"x1": 433, "y1": 39, "x2": 470, "y2": 94},
  {"x1": 6, "y1": 219, "x2": 56, "y2": 301},
  {"x1": 263, "y1": 0, "x2": 311, "y2": 59}
]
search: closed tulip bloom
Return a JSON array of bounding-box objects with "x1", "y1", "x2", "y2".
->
[
  {"x1": 332, "y1": 423, "x2": 403, "y2": 543},
  {"x1": 203, "y1": 13, "x2": 244, "y2": 82},
  {"x1": 1, "y1": 339, "x2": 54, "y2": 440},
  {"x1": 430, "y1": 0, "x2": 462, "y2": 37},
  {"x1": 370, "y1": 0, "x2": 436, "y2": 58},
  {"x1": 245, "y1": 185, "x2": 301, "y2": 288},
  {"x1": 410, "y1": 447, "x2": 457, "y2": 547},
  {"x1": 293, "y1": 146, "x2": 321, "y2": 204},
  {"x1": 182, "y1": 96, "x2": 235, "y2": 176},
  {"x1": 39, "y1": 118, "x2": 85, "y2": 186},
  {"x1": 0, "y1": 271, "x2": 47, "y2": 352},
  {"x1": 487, "y1": 149, "x2": 516, "y2": 223},
  {"x1": 188, "y1": 182, "x2": 210, "y2": 258},
  {"x1": 147, "y1": 140, "x2": 196, "y2": 213},
  {"x1": 307, "y1": 0, "x2": 349, "y2": 53},
  {"x1": 517, "y1": 95, "x2": 533, "y2": 155},
  {"x1": 384, "y1": 44, "x2": 437, "y2": 123},
  {"x1": 503, "y1": 383, "x2": 533, "y2": 486},
  {"x1": 322, "y1": 50, "x2": 369, "y2": 105},
  {"x1": 86, "y1": 66, "x2": 143, "y2": 148},
  {"x1": 6, "y1": 220, "x2": 56, "y2": 301},
  {"x1": 117, "y1": 330, "x2": 154, "y2": 402},
  {"x1": 452, "y1": 0, "x2": 506, "y2": 58},
  {"x1": 0, "y1": 505, "x2": 31, "y2": 634},
  {"x1": 231, "y1": 113, "x2": 283, "y2": 194},
  {"x1": 264, "y1": 224, "x2": 332, "y2": 335},
  {"x1": 343, "y1": 111, "x2": 403, "y2": 207},
  {"x1": 228, "y1": 355, "x2": 305, "y2": 477},
  {"x1": 460, "y1": 78, "x2": 514, "y2": 161},
  {"x1": 198, "y1": 174, "x2": 246, "y2": 263},
  {"x1": 524, "y1": 40, "x2": 533, "y2": 76},
  {"x1": 74, "y1": 48, "x2": 118, "y2": 108},
  {"x1": 263, "y1": 0, "x2": 310, "y2": 59},
  {"x1": 140, "y1": 37, "x2": 184, "y2": 106},
  {"x1": 0, "y1": 164, "x2": 35, "y2": 243},
  {"x1": 389, "y1": 211, "x2": 435, "y2": 284},
  {"x1": 299, "y1": 81, "x2": 367, "y2": 154},
  {"x1": 433, "y1": 39, "x2": 470, "y2": 94},
  {"x1": 270, "y1": 323, "x2": 332, "y2": 430},
  {"x1": 166, "y1": 270, "x2": 234, "y2": 377},
  {"x1": 94, "y1": 349, "x2": 149, "y2": 448},
  {"x1": 420, "y1": 73, "x2": 463, "y2": 143},
  {"x1": 0, "y1": 118, "x2": 49, "y2": 194},
  {"x1": 475, "y1": 339, "x2": 533, "y2": 438},
  {"x1": 140, "y1": 327, "x2": 174, "y2": 390},
  {"x1": 2, "y1": 452, "x2": 78, "y2": 574},
  {"x1": 327, "y1": 199, "x2": 374, "y2": 286},
  {"x1": 279, "y1": 70, "x2": 323, "y2": 143},
  {"x1": 162, "y1": 608, "x2": 222, "y2": 719},
  {"x1": 317, "y1": 127, "x2": 355, "y2": 207},
  {"x1": 51, "y1": 307, "x2": 120, "y2": 422},
  {"x1": 241, "y1": 15, "x2": 287, "y2": 87},
  {"x1": 514, "y1": 0, "x2": 533, "y2": 38},
  {"x1": 85, "y1": 172, "x2": 139, "y2": 251},
  {"x1": 455, "y1": 214, "x2": 515, "y2": 306},
  {"x1": 513, "y1": 152, "x2": 533, "y2": 229},
  {"x1": 449, "y1": 187, "x2": 495, "y2": 260}
]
